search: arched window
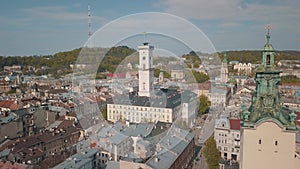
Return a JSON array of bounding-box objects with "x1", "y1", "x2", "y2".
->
[{"x1": 266, "y1": 54, "x2": 271, "y2": 65}]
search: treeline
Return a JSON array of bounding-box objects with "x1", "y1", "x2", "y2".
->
[
  {"x1": 219, "y1": 50, "x2": 300, "y2": 64},
  {"x1": 1, "y1": 47, "x2": 300, "y2": 78},
  {"x1": 98, "y1": 46, "x2": 136, "y2": 72},
  {"x1": 0, "y1": 49, "x2": 80, "y2": 73}
]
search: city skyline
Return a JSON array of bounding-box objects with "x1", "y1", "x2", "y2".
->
[{"x1": 0, "y1": 0, "x2": 300, "y2": 56}]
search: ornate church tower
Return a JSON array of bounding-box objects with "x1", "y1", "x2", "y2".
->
[
  {"x1": 138, "y1": 42, "x2": 154, "y2": 97},
  {"x1": 239, "y1": 28, "x2": 299, "y2": 169},
  {"x1": 221, "y1": 53, "x2": 228, "y2": 83},
  {"x1": 240, "y1": 28, "x2": 296, "y2": 128}
]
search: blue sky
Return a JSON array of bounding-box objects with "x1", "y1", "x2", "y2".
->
[{"x1": 0, "y1": 0, "x2": 299, "y2": 56}]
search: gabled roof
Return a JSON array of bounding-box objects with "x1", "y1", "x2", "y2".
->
[
  {"x1": 0, "y1": 100, "x2": 14, "y2": 109},
  {"x1": 0, "y1": 100, "x2": 22, "y2": 111}
]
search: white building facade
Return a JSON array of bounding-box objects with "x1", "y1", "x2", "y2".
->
[{"x1": 214, "y1": 115, "x2": 241, "y2": 162}]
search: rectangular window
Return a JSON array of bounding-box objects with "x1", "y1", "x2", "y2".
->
[{"x1": 266, "y1": 54, "x2": 271, "y2": 65}]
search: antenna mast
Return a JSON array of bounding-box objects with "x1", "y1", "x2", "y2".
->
[{"x1": 88, "y1": 4, "x2": 92, "y2": 38}]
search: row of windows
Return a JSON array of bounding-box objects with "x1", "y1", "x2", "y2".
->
[
  {"x1": 258, "y1": 139, "x2": 278, "y2": 146},
  {"x1": 218, "y1": 146, "x2": 240, "y2": 153},
  {"x1": 109, "y1": 114, "x2": 170, "y2": 121},
  {"x1": 218, "y1": 133, "x2": 239, "y2": 138},
  {"x1": 108, "y1": 105, "x2": 170, "y2": 113},
  {"x1": 109, "y1": 110, "x2": 170, "y2": 118}
]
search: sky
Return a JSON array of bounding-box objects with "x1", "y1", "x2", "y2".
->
[{"x1": 0, "y1": 0, "x2": 299, "y2": 56}]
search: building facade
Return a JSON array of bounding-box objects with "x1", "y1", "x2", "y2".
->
[{"x1": 214, "y1": 116, "x2": 241, "y2": 162}]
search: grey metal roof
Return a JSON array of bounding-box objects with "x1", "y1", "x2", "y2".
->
[
  {"x1": 147, "y1": 151, "x2": 177, "y2": 169},
  {"x1": 122, "y1": 123, "x2": 154, "y2": 137},
  {"x1": 146, "y1": 126, "x2": 194, "y2": 169},
  {"x1": 112, "y1": 88, "x2": 181, "y2": 108}
]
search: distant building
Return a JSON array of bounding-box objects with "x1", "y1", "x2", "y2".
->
[
  {"x1": 197, "y1": 81, "x2": 211, "y2": 98},
  {"x1": 170, "y1": 64, "x2": 185, "y2": 81},
  {"x1": 0, "y1": 120, "x2": 84, "y2": 168},
  {"x1": 209, "y1": 86, "x2": 231, "y2": 107},
  {"x1": 220, "y1": 53, "x2": 229, "y2": 83},
  {"x1": 107, "y1": 89, "x2": 181, "y2": 124},
  {"x1": 53, "y1": 149, "x2": 100, "y2": 169},
  {"x1": 146, "y1": 126, "x2": 195, "y2": 169},
  {"x1": 233, "y1": 63, "x2": 252, "y2": 75},
  {"x1": 107, "y1": 43, "x2": 197, "y2": 126},
  {"x1": 0, "y1": 160, "x2": 32, "y2": 169}
]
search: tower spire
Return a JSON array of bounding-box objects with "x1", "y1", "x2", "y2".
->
[
  {"x1": 142, "y1": 32, "x2": 148, "y2": 45},
  {"x1": 265, "y1": 25, "x2": 272, "y2": 44},
  {"x1": 88, "y1": 3, "x2": 92, "y2": 38}
]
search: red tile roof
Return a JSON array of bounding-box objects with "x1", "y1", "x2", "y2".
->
[
  {"x1": 0, "y1": 100, "x2": 15, "y2": 109},
  {"x1": 0, "y1": 100, "x2": 23, "y2": 111},
  {"x1": 229, "y1": 119, "x2": 240, "y2": 130},
  {"x1": 0, "y1": 161, "x2": 29, "y2": 169},
  {"x1": 107, "y1": 73, "x2": 126, "y2": 78},
  {"x1": 282, "y1": 83, "x2": 300, "y2": 87}
]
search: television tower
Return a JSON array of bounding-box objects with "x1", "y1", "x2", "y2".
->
[{"x1": 88, "y1": 4, "x2": 92, "y2": 38}]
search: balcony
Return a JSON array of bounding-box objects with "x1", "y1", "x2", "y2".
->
[{"x1": 234, "y1": 145, "x2": 240, "y2": 148}]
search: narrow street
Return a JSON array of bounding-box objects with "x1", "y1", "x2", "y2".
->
[{"x1": 192, "y1": 108, "x2": 222, "y2": 169}]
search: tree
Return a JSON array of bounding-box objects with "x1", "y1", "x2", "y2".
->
[
  {"x1": 101, "y1": 107, "x2": 107, "y2": 120},
  {"x1": 154, "y1": 69, "x2": 171, "y2": 78},
  {"x1": 186, "y1": 70, "x2": 209, "y2": 83},
  {"x1": 203, "y1": 136, "x2": 221, "y2": 169},
  {"x1": 198, "y1": 94, "x2": 211, "y2": 116}
]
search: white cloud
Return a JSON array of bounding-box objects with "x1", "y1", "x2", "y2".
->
[
  {"x1": 162, "y1": 0, "x2": 242, "y2": 20},
  {"x1": 159, "y1": 0, "x2": 300, "y2": 51},
  {"x1": 162, "y1": 0, "x2": 300, "y2": 23},
  {"x1": 163, "y1": 0, "x2": 300, "y2": 26}
]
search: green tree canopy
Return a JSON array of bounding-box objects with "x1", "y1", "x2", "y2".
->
[
  {"x1": 101, "y1": 107, "x2": 107, "y2": 120},
  {"x1": 198, "y1": 94, "x2": 211, "y2": 116},
  {"x1": 186, "y1": 70, "x2": 209, "y2": 83},
  {"x1": 203, "y1": 136, "x2": 221, "y2": 169},
  {"x1": 154, "y1": 69, "x2": 171, "y2": 78}
]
